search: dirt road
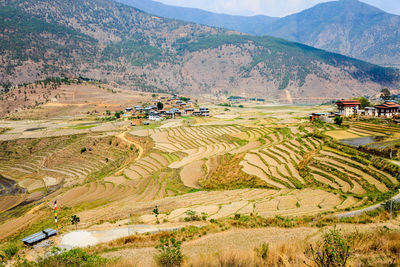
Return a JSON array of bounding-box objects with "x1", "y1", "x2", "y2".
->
[
  {"x1": 60, "y1": 225, "x2": 183, "y2": 249},
  {"x1": 336, "y1": 190, "x2": 400, "y2": 218}
]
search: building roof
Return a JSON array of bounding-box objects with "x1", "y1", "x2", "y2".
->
[
  {"x1": 336, "y1": 100, "x2": 361, "y2": 105},
  {"x1": 375, "y1": 102, "x2": 400, "y2": 109},
  {"x1": 21, "y1": 228, "x2": 57, "y2": 245}
]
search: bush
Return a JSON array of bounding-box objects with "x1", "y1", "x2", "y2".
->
[
  {"x1": 382, "y1": 200, "x2": 400, "y2": 214},
  {"x1": 334, "y1": 116, "x2": 343, "y2": 126},
  {"x1": 18, "y1": 248, "x2": 107, "y2": 266},
  {"x1": 306, "y1": 227, "x2": 350, "y2": 267},
  {"x1": 80, "y1": 147, "x2": 86, "y2": 153},
  {"x1": 255, "y1": 243, "x2": 269, "y2": 260},
  {"x1": 155, "y1": 237, "x2": 183, "y2": 267},
  {"x1": 183, "y1": 210, "x2": 201, "y2": 222},
  {"x1": 2, "y1": 243, "x2": 19, "y2": 259}
]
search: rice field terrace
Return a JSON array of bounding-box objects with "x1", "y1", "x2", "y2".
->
[
  {"x1": 0, "y1": 133, "x2": 136, "y2": 213},
  {"x1": 1, "y1": 105, "x2": 400, "y2": 244}
]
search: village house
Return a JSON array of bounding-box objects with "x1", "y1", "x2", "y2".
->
[
  {"x1": 364, "y1": 107, "x2": 376, "y2": 116},
  {"x1": 199, "y1": 107, "x2": 210, "y2": 116},
  {"x1": 309, "y1": 113, "x2": 334, "y2": 123},
  {"x1": 148, "y1": 111, "x2": 161, "y2": 121},
  {"x1": 374, "y1": 101, "x2": 400, "y2": 117},
  {"x1": 184, "y1": 108, "x2": 194, "y2": 115},
  {"x1": 336, "y1": 100, "x2": 360, "y2": 117}
]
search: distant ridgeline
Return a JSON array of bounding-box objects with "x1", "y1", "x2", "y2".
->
[
  {"x1": 0, "y1": 0, "x2": 399, "y2": 101},
  {"x1": 118, "y1": 0, "x2": 400, "y2": 67}
]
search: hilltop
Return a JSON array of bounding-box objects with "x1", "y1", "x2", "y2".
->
[{"x1": 0, "y1": 0, "x2": 399, "y2": 102}]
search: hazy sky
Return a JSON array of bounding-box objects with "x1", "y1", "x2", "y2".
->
[{"x1": 155, "y1": 0, "x2": 400, "y2": 17}]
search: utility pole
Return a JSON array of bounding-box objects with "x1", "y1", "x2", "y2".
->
[{"x1": 390, "y1": 192, "x2": 393, "y2": 220}]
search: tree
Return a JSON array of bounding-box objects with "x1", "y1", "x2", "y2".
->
[
  {"x1": 157, "y1": 102, "x2": 164, "y2": 110},
  {"x1": 334, "y1": 116, "x2": 343, "y2": 126},
  {"x1": 115, "y1": 111, "x2": 122, "y2": 119},
  {"x1": 153, "y1": 205, "x2": 159, "y2": 224},
  {"x1": 1, "y1": 81, "x2": 12, "y2": 93},
  {"x1": 381, "y1": 88, "x2": 391, "y2": 100},
  {"x1": 356, "y1": 97, "x2": 371, "y2": 109},
  {"x1": 71, "y1": 215, "x2": 80, "y2": 230},
  {"x1": 105, "y1": 110, "x2": 111, "y2": 116}
]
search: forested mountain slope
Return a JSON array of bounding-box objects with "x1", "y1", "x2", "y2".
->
[{"x1": 0, "y1": 0, "x2": 399, "y2": 102}]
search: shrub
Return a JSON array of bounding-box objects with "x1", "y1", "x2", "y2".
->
[
  {"x1": 154, "y1": 237, "x2": 183, "y2": 267},
  {"x1": 19, "y1": 248, "x2": 107, "y2": 266},
  {"x1": 382, "y1": 200, "x2": 400, "y2": 215},
  {"x1": 2, "y1": 243, "x2": 19, "y2": 259},
  {"x1": 334, "y1": 117, "x2": 343, "y2": 126},
  {"x1": 255, "y1": 243, "x2": 269, "y2": 260},
  {"x1": 80, "y1": 147, "x2": 86, "y2": 153},
  {"x1": 184, "y1": 210, "x2": 201, "y2": 222},
  {"x1": 306, "y1": 226, "x2": 350, "y2": 267}
]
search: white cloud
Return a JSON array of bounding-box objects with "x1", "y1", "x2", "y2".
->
[{"x1": 156, "y1": 0, "x2": 400, "y2": 17}]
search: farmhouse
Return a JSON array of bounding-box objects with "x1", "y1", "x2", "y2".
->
[
  {"x1": 374, "y1": 102, "x2": 400, "y2": 117},
  {"x1": 365, "y1": 107, "x2": 376, "y2": 116},
  {"x1": 148, "y1": 111, "x2": 161, "y2": 121},
  {"x1": 309, "y1": 113, "x2": 333, "y2": 122},
  {"x1": 200, "y1": 107, "x2": 210, "y2": 116},
  {"x1": 336, "y1": 100, "x2": 360, "y2": 117},
  {"x1": 185, "y1": 108, "x2": 194, "y2": 114}
]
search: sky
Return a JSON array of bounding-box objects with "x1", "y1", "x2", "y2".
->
[{"x1": 155, "y1": 0, "x2": 400, "y2": 17}]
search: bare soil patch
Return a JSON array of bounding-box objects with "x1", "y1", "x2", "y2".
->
[{"x1": 180, "y1": 160, "x2": 204, "y2": 188}]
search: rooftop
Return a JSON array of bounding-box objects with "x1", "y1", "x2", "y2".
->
[
  {"x1": 375, "y1": 102, "x2": 400, "y2": 108},
  {"x1": 336, "y1": 100, "x2": 361, "y2": 105}
]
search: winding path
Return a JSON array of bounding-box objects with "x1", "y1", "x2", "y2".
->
[{"x1": 114, "y1": 131, "x2": 144, "y2": 175}]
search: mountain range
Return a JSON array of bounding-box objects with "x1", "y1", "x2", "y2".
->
[
  {"x1": 0, "y1": 0, "x2": 399, "y2": 103},
  {"x1": 118, "y1": 0, "x2": 400, "y2": 67}
]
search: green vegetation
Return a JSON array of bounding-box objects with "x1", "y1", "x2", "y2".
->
[
  {"x1": 153, "y1": 205, "x2": 160, "y2": 224},
  {"x1": 306, "y1": 227, "x2": 350, "y2": 267},
  {"x1": 70, "y1": 215, "x2": 80, "y2": 230},
  {"x1": 355, "y1": 96, "x2": 371, "y2": 109},
  {"x1": 18, "y1": 248, "x2": 108, "y2": 267},
  {"x1": 154, "y1": 237, "x2": 183, "y2": 267},
  {"x1": 334, "y1": 117, "x2": 343, "y2": 126}
]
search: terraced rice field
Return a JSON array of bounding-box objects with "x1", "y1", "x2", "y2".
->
[
  {"x1": 53, "y1": 150, "x2": 188, "y2": 208},
  {"x1": 240, "y1": 128, "x2": 320, "y2": 189},
  {"x1": 2, "y1": 113, "x2": 400, "y2": 243},
  {"x1": 240, "y1": 124, "x2": 399, "y2": 210},
  {"x1": 134, "y1": 188, "x2": 344, "y2": 223},
  {"x1": 0, "y1": 134, "x2": 134, "y2": 213}
]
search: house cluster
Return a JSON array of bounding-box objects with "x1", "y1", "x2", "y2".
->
[
  {"x1": 336, "y1": 100, "x2": 400, "y2": 118},
  {"x1": 310, "y1": 100, "x2": 400, "y2": 122},
  {"x1": 124, "y1": 94, "x2": 210, "y2": 122}
]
